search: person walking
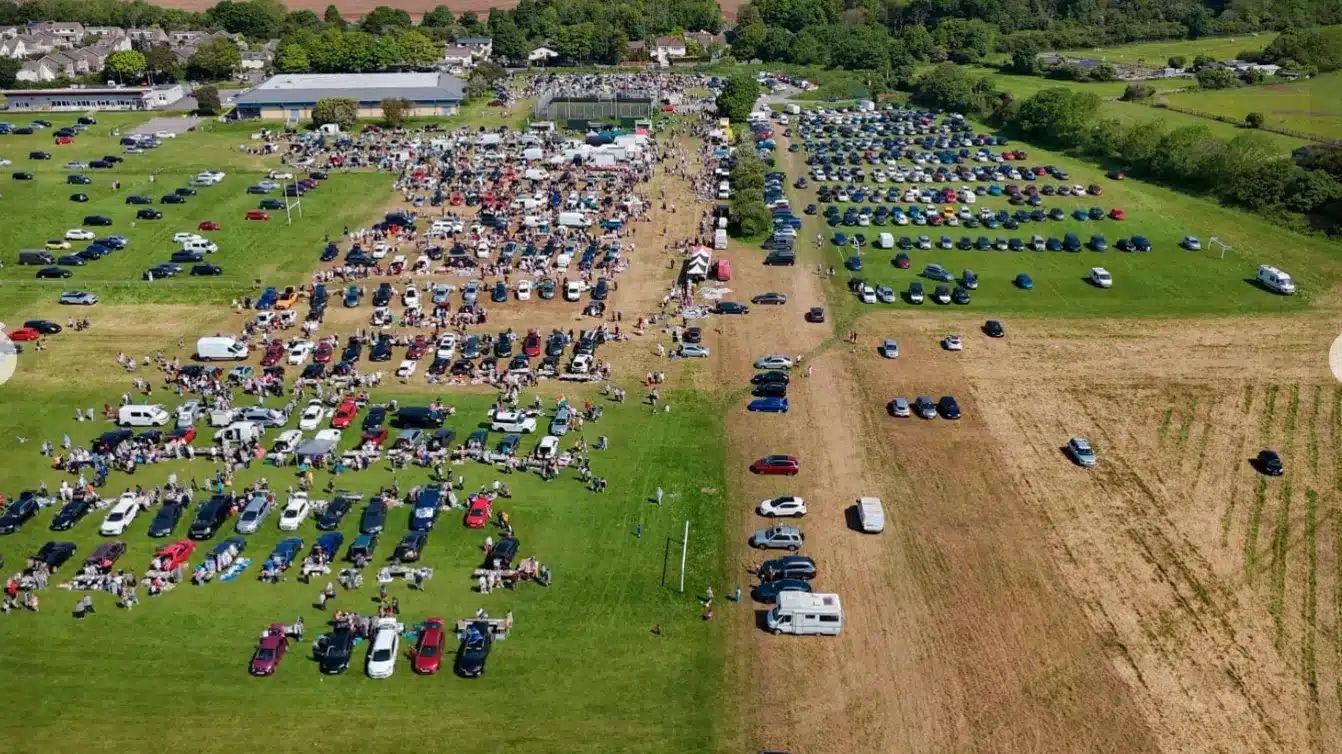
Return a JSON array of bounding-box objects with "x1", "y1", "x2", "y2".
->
[{"x1": 655, "y1": 487, "x2": 664, "y2": 505}]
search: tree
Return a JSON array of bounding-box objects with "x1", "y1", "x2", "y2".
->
[
  {"x1": 196, "y1": 85, "x2": 222, "y2": 115},
  {"x1": 361, "y1": 6, "x2": 412, "y2": 34},
  {"x1": 282, "y1": 9, "x2": 323, "y2": 33},
  {"x1": 398, "y1": 30, "x2": 437, "y2": 67},
  {"x1": 1192, "y1": 54, "x2": 1215, "y2": 69},
  {"x1": 730, "y1": 22, "x2": 765, "y2": 61},
  {"x1": 715, "y1": 71, "x2": 758, "y2": 123},
  {"x1": 276, "y1": 43, "x2": 310, "y2": 72},
  {"x1": 460, "y1": 10, "x2": 479, "y2": 29},
  {"x1": 1168, "y1": 55, "x2": 1186, "y2": 69},
  {"x1": 1089, "y1": 64, "x2": 1117, "y2": 82},
  {"x1": 1284, "y1": 168, "x2": 1341, "y2": 213},
  {"x1": 186, "y1": 38, "x2": 242, "y2": 81},
  {"x1": 144, "y1": 44, "x2": 178, "y2": 80},
  {"x1": 0, "y1": 57, "x2": 20, "y2": 89},
  {"x1": 105, "y1": 50, "x2": 146, "y2": 81},
  {"x1": 911, "y1": 63, "x2": 1000, "y2": 117},
  {"x1": 207, "y1": 0, "x2": 282, "y2": 39},
  {"x1": 1121, "y1": 82, "x2": 1153, "y2": 101},
  {"x1": 465, "y1": 74, "x2": 490, "y2": 101},
  {"x1": 324, "y1": 5, "x2": 346, "y2": 29},
  {"x1": 337, "y1": 30, "x2": 379, "y2": 72},
  {"x1": 1015, "y1": 88, "x2": 1100, "y2": 147},
  {"x1": 1245, "y1": 111, "x2": 1265, "y2": 129},
  {"x1": 381, "y1": 97, "x2": 410, "y2": 127},
  {"x1": 420, "y1": 6, "x2": 454, "y2": 27},
  {"x1": 1196, "y1": 66, "x2": 1238, "y2": 89},
  {"x1": 373, "y1": 34, "x2": 402, "y2": 68},
  {"x1": 490, "y1": 18, "x2": 527, "y2": 61},
  {"x1": 312, "y1": 97, "x2": 358, "y2": 130}
]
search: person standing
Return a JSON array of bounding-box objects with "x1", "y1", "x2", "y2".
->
[{"x1": 655, "y1": 487, "x2": 664, "y2": 505}]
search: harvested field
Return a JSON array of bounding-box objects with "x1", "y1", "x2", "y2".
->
[{"x1": 152, "y1": 0, "x2": 746, "y2": 19}]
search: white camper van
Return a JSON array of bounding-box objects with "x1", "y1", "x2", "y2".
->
[
  {"x1": 1089, "y1": 267, "x2": 1113, "y2": 288},
  {"x1": 1256, "y1": 264, "x2": 1296, "y2": 295},
  {"x1": 857, "y1": 497, "x2": 885, "y2": 533},
  {"x1": 196, "y1": 337, "x2": 248, "y2": 361},
  {"x1": 118, "y1": 404, "x2": 171, "y2": 427},
  {"x1": 717, "y1": 181, "x2": 731, "y2": 200},
  {"x1": 877, "y1": 232, "x2": 895, "y2": 250},
  {"x1": 765, "y1": 592, "x2": 843, "y2": 636}
]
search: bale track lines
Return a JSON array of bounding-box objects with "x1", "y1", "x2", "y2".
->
[
  {"x1": 1264, "y1": 384, "x2": 1281, "y2": 444},
  {"x1": 1309, "y1": 386, "x2": 1323, "y2": 472},
  {"x1": 1270, "y1": 479, "x2": 1293, "y2": 648},
  {"x1": 1305, "y1": 489, "x2": 1320, "y2": 712}
]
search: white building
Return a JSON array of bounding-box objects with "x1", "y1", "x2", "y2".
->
[
  {"x1": 654, "y1": 36, "x2": 687, "y2": 58},
  {"x1": 528, "y1": 47, "x2": 558, "y2": 65}
]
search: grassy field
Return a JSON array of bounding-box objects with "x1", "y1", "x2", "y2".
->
[
  {"x1": 783, "y1": 132, "x2": 1342, "y2": 323},
  {"x1": 1057, "y1": 32, "x2": 1280, "y2": 65},
  {"x1": 1163, "y1": 70, "x2": 1342, "y2": 141},
  {"x1": 0, "y1": 114, "x2": 390, "y2": 314},
  {"x1": 0, "y1": 386, "x2": 730, "y2": 754}
]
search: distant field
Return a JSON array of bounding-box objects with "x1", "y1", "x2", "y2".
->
[
  {"x1": 1058, "y1": 32, "x2": 1279, "y2": 65},
  {"x1": 1163, "y1": 71, "x2": 1342, "y2": 141},
  {"x1": 151, "y1": 0, "x2": 747, "y2": 20}
]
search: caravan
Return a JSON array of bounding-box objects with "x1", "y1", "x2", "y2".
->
[
  {"x1": 765, "y1": 592, "x2": 844, "y2": 636},
  {"x1": 1256, "y1": 265, "x2": 1296, "y2": 295}
]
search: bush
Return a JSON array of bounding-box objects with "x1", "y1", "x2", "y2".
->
[
  {"x1": 1245, "y1": 111, "x2": 1265, "y2": 129},
  {"x1": 312, "y1": 98, "x2": 358, "y2": 130},
  {"x1": 1196, "y1": 67, "x2": 1239, "y2": 89},
  {"x1": 1121, "y1": 82, "x2": 1152, "y2": 101},
  {"x1": 195, "y1": 85, "x2": 222, "y2": 116},
  {"x1": 1168, "y1": 55, "x2": 1186, "y2": 69},
  {"x1": 381, "y1": 97, "x2": 410, "y2": 128}
]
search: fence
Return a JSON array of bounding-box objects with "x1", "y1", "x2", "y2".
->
[{"x1": 533, "y1": 94, "x2": 656, "y2": 129}]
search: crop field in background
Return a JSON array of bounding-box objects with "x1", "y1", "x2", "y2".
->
[
  {"x1": 1163, "y1": 71, "x2": 1342, "y2": 141},
  {"x1": 1057, "y1": 32, "x2": 1280, "y2": 65}
]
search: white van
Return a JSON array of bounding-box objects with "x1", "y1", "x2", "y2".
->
[
  {"x1": 490, "y1": 410, "x2": 537, "y2": 434},
  {"x1": 1089, "y1": 267, "x2": 1113, "y2": 288},
  {"x1": 857, "y1": 497, "x2": 885, "y2": 533},
  {"x1": 1257, "y1": 264, "x2": 1296, "y2": 295},
  {"x1": 766, "y1": 592, "x2": 843, "y2": 636},
  {"x1": 557, "y1": 211, "x2": 590, "y2": 228},
  {"x1": 717, "y1": 181, "x2": 731, "y2": 200},
  {"x1": 184, "y1": 238, "x2": 218, "y2": 254},
  {"x1": 196, "y1": 337, "x2": 248, "y2": 361},
  {"x1": 118, "y1": 404, "x2": 170, "y2": 427},
  {"x1": 876, "y1": 232, "x2": 895, "y2": 250},
  {"x1": 215, "y1": 421, "x2": 264, "y2": 444}
]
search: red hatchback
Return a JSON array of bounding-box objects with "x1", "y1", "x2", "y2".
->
[
  {"x1": 198, "y1": 221, "x2": 220, "y2": 231},
  {"x1": 464, "y1": 495, "x2": 492, "y2": 528},
  {"x1": 413, "y1": 617, "x2": 447, "y2": 674},
  {"x1": 523, "y1": 330, "x2": 541, "y2": 357},
  {"x1": 246, "y1": 210, "x2": 270, "y2": 221},
  {"x1": 331, "y1": 398, "x2": 358, "y2": 428},
  {"x1": 6, "y1": 327, "x2": 40, "y2": 341},
  {"x1": 1109, "y1": 208, "x2": 1126, "y2": 221},
  {"x1": 250, "y1": 624, "x2": 289, "y2": 676},
  {"x1": 750, "y1": 455, "x2": 800, "y2": 476},
  {"x1": 314, "y1": 341, "x2": 334, "y2": 364},
  {"x1": 362, "y1": 427, "x2": 388, "y2": 447},
  {"x1": 260, "y1": 341, "x2": 285, "y2": 367}
]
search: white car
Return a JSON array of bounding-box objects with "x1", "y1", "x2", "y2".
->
[
  {"x1": 402, "y1": 285, "x2": 420, "y2": 310},
  {"x1": 100, "y1": 493, "x2": 141, "y2": 535},
  {"x1": 173, "y1": 232, "x2": 202, "y2": 244},
  {"x1": 314, "y1": 428, "x2": 342, "y2": 444},
  {"x1": 564, "y1": 281, "x2": 584, "y2": 301},
  {"x1": 753, "y1": 355, "x2": 794, "y2": 370},
  {"x1": 0, "y1": 158, "x2": 11, "y2": 167},
  {"x1": 535, "y1": 435, "x2": 560, "y2": 460},
  {"x1": 396, "y1": 360, "x2": 418, "y2": 378},
  {"x1": 758, "y1": 495, "x2": 807, "y2": 518},
  {"x1": 569, "y1": 353, "x2": 594, "y2": 373},
  {"x1": 516, "y1": 280, "x2": 532, "y2": 300},
  {"x1": 297, "y1": 400, "x2": 326, "y2": 431},
  {"x1": 155, "y1": 130, "x2": 177, "y2": 139},
  {"x1": 435, "y1": 334, "x2": 457, "y2": 360},
  {"x1": 287, "y1": 340, "x2": 313, "y2": 365},
  {"x1": 271, "y1": 428, "x2": 303, "y2": 455},
  {"x1": 366, "y1": 617, "x2": 401, "y2": 679},
  {"x1": 65, "y1": 228, "x2": 95, "y2": 241},
  {"x1": 879, "y1": 339, "x2": 899, "y2": 359},
  {"x1": 679, "y1": 344, "x2": 710, "y2": 358},
  {"x1": 1181, "y1": 236, "x2": 1202, "y2": 250},
  {"x1": 278, "y1": 492, "x2": 311, "y2": 531},
  {"x1": 942, "y1": 335, "x2": 963, "y2": 351},
  {"x1": 372, "y1": 242, "x2": 391, "y2": 260},
  {"x1": 490, "y1": 410, "x2": 538, "y2": 433},
  {"x1": 860, "y1": 285, "x2": 877, "y2": 304}
]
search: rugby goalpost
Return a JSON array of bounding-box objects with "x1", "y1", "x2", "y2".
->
[{"x1": 1208, "y1": 236, "x2": 1231, "y2": 260}]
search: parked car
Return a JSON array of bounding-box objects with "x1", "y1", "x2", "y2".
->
[
  {"x1": 250, "y1": 624, "x2": 289, "y2": 676},
  {"x1": 758, "y1": 496, "x2": 807, "y2": 518},
  {"x1": 750, "y1": 455, "x2": 800, "y2": 475},
  {"x1": 758, "y1": 555, "x2": 816, "y2": 582},
  {"x1": 413, "y1": 617, "x2": 448, "y2": 674},
  {"x1": 753, "y1": 578, "x2": 813, "y2": 604},
  {"x1": 1255, "y1": 449, "x2": 1284, "y2": 476},
  {"x1": 1068, "y1": 437, "x2": 1097, "y2": 467},
  {"x1": 455, "y1": 621, "x2": 493, "y2": 677}
]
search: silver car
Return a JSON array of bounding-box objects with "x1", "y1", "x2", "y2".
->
[
  {"x1": 751, "y1": 525, "x2": 804, "y2": 551},
  {"x1": 680, "y1": 344, "x2": 710, "y2": 358},
  {"x1": 59, "y1": 290, "x2": 98, "y2": 305},
  {"x1": 1068, "y1": 437, "x2": 1097, "y2": 467},
  {"x1": 235, "y1": 493, "x2": 274, "y2": 534}
]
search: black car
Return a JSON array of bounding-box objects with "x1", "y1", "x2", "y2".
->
[
  {"x1": 260, "y1": 199, "x2": 285, "y2": 210},
  {"x1": 494, "y1": 333, "x2": 513, "y2": 359},
  {"x1": 34, "y1": 541, "x2": 77, "y2": 570},
  {"x1": 951, "y1": 286, "x2": 971, "y2": 305},
  {"x1": 984, "y1": 320, "x2": 1005, "y2": 338},
  {"x1": 0, "y1": 495, "x2": 40, "y2": 534},
  {"x1": 144, "y1": 264, "x2": 178, "y2": 279},
  {"x1": 683, "y1": 327, "x2": 702, "y2": 344},
  {"x1": 363, "y1": 406, "x2": 387, "y2": 433},
  {"x1": 175, "y1": 187, "x2": 197, "y2": 197},
  {"x1": 716, "y1": 301, "x2": 750, "y2": 314},
  {"x1": 161, "y1": 194, "x2": 186, "y2": 204},
  {"x1": 317, "y1": 495, "x2": 354, "y2": 530},
  {"x1": 37, "y1": 266, "x2": 73, "y2": 279},
  {"x1": 125, "y1": 195, "x2": 153, "y2": 205},
  {"x1": 751, "y1": 292, "x2": 788, "y2": 305},
  {"x1": 29, "y1": 151, "x2": 51, "y2": 160},
  {"x1": 937, "y1": 395, "x2": 961, "y2": 419},
  {"x1": 188, "y1": 497, "x2": 231, "y2": 540},
  {"x1": 393, "y1": 531, "x2": 428, "y2": 562},
  {"x1": 301, "y1": 363, "x2": 326, "y2": 380},
  {"x1": 395, "y1": 406, "x2": 445, "y2": 429},
  {"x1": 753, "y1": 381, "x2": 788, "y2": 398},
  {"x1": 92, "y1": 429, "x2": 133, "y2": 453},
  {"x1": 752, "y1": 578, "x2": 813, "y2": 604},
  {"x1": 67, "y1": 174, "x2": 91, "y2": 184},
  {"x1": 455, "y1": 621, "x2": 494, "y2": 678},
  {"x1": 342, "y1": 340, "x2": 363, "y2": 362},
  {"x1": 370, "y1": 337, "x2": 393, "y2": 362},
  {"x1": 83, "y1": 215, "x2": 112, "y2": 226},
  {"x1": 50, "y1": 497, "x2": 94, "y2": 531},
  {"x1": 70, "y1": 193, "x2": 90, "y2": 202},
  {"x1": 89, "y1": 160, "x2": 111, "y2": 169},
  {"x1": 247, "y1": 185, "x2": 269, "y2": 195},
  {"x1": 191, "y1": 264, "x2": 223, "y2": 276},
  {"x1": 24, "y1": 320, "x2": 62, "y2": 334},
  {"x1": 75, "y1": 248, "x2": 106, "y2": 262},
  {"x1": 1256, "y1": 449, "x2": 1284, "y2": 476},
  {"x1": 319, "y1": 628, "x2": 356, "y2": 674},
  {"x1": 12, "y1": 172, "x2": 34, "y2": 180},
  {"x1": 758, "y1": 555, "x2": 817, "y2": 581},
  {"x1": 171, "y1": 250, "x2": 204, "y2": 263},
  {"x1": 136, "y1": 208, "x2": 163, "y2": 220},
  {"x1": 360, "y1": 498, "x2": 388, "y2": 535},
  {"x1": 752, "y1": 370, "x2": 789, "y2": 385},
  {"x1": 148, "y1": 503, "x2": 186, "y2": 537},
  {"x1": 372, "y1": 283, "x2": 393, "y2": 307}
]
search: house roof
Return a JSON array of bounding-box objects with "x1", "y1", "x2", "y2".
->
[
  {"x1": 458, "y1": 36, "x2": 491, "y2": 45},
  {"x1": 234, "y1": 72, "x2": 466, "y2": 107},
  {"x1": 627, "y1": 40, "x2": 646, "y2": 50},
  {"x1": 655, "y1": 36, "x2": 683, "y2": 47},
  {"x1": 443, "y1": 45, "x2": 474, "y2": 58}
]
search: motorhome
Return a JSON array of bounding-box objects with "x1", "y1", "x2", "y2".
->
[
  {"x1": 1256, "y1": 264, "x2": 1296, "y2": 295},
  {"x1": 765, "y1": 592, "x2": 844, "y2": 636},
  {"x1": 857, "y1": 497, "x2": 885, "y2": 533}
]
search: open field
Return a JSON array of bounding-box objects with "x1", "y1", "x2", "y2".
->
[
  {"x1": 1058, "y1": 32, "x2": 1280, "y2": 66},
  {"x1": 1163, "y1": 71, "x2": 1342, "y2": 141}
]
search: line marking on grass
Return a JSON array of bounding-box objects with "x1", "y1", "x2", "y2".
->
[
  {"x1": 1269, "y1": 478, "x2": 1292, "y2": 650},
  {"x1": 1246, "y1": 476, "x2": 1269, "y2": 578}
]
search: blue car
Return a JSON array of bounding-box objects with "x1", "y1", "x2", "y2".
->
[
  {"x1": 255, "y1": 286, "x2": 278, "y2": 310},
  {"x1": 833, "y1": 232, "x2": 848, "y2": 247},
  {"x1": 845, "y1": 255, "x2": 863, "y2": 271},
  {"x1": 266, "y1": 537, "x2": 304, "y2": 569},
  {"x1": 410, "y1": 484, "x2": 442, "y2": 532},
  {"x1": 1014, "y1": 273, "x2": 1034, "y2": 290},
  {"x1": 311, "y1": 532, "x2": 344, "y2": 561},
  {"x1": 321, "y1": 243, "x2": 339, "y2": 262},
  {"x1": 343, "y1": 285, "x2": 361, "y2": 307},
  {"x1": 748, "y1": 397, "x2": 790, "y2": 413}
]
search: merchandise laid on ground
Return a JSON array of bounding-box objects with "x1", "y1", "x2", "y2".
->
[{"x1": 1, "y1": 60, "x2": 1342, "y2": 754}]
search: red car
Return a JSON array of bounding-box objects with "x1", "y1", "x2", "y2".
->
[
  {"x1": 250, "y1": 624, "x2": 289, "y2": 676},
  {"x1": 260, "y1": 341, "x2": 285, "y2": 367},
  {"x1": 198, "y1": 221, "x2": 220, "y2": 231},
  {"x1": 153, "y1": 540, "x2": 196, "y2": 571},
  {"x1": 523, "y1": 330, "x2": 541, "y2": 357},
  {"x1": 314, "y1": 342, "x2": 334, "y2": 364},
  {"x1": 168, "y1": 427, "x2": 197, "y2": 444},
  {"x1": 55, "y1": 136, "x2": 73, "y2": 145},
  {"x1": 413, "y1": 617, "x2": 447, "y2": 674},
  {"x1": 1109, "y1": 208, "x2": 1126, "y2": 221},
  {"x1": 361, "y1": 427, "x2": 388, "y2": 447},
  {"x1": 331, "y1": 398, "x2": 358, "y2": 428},
  {"x1": 246, "y1": 210, "x2": 270, "y2": 221},
  {"x1": 750, "y1": 455, "x2": 800, "y2": 476},
  {"x1": 450, "y1": 193, "x2": 464, "y2": 206},
  {"x1": 406, "y1": 335, "x2": 429, "y2": 360},
  {"x1": 6, "y1": 327, "x2": 40, "y2": 342},
  {"x1": 464, "y1": 495, "x2": 493, "y2": 528}
]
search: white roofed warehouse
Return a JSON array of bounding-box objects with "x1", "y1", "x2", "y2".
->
[{"x1": 233, "y1": 72, "x2": 466, "y2": 121}]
